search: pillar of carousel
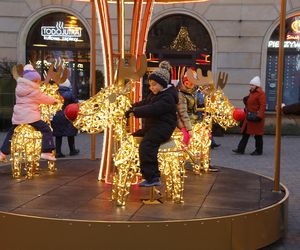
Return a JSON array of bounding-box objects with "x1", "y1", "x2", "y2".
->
[
  {"x1": 93, "y1": 0, "x2": 208, "y2": 183},
  {"x1": 95, "y1": 0, "x2": 153, "y2": 183}
]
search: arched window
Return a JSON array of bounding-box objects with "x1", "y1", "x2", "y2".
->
[
  {"x1": 144, "y1": 14, "x2": 212, "y2": 97},
  {"x1": 147, "y1": 14, "x2": 212, "y2": 71},
  {"x1": 26, "y1": 12, "x2": 91, "y2": 100},
  {"x1": 266, "y1": 15, "x2": 300, "y2": 111}
]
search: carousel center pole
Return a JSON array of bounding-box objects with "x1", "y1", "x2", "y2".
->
[
  {"x1": 95, "y1": 0, "x2": 114, "y2": 181},
  {"x1": 95, "y1": 0, "x2": 154, "y2": 182},
  {"x1": 94, "y1": 0, "x2": 207, "y2": 182}
]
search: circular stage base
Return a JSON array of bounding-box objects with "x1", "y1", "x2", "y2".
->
[{"x1": 0, "y1": 159, "x2": 288, "y2": 250}]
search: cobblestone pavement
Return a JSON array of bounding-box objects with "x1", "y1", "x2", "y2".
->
[{"x1": 0, "y1": 132, "x2": 299, "y2": 249}]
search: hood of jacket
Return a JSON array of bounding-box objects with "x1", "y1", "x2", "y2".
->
[{"x1": 16, "y1": 77, "x2": 40, "y2": 97}]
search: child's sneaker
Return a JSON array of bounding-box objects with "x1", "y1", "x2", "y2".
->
[
  {"x1": 41, "y1": 153, "x2": 56, "y2": 161},
  {"x1": 139, "y1": 177, "x2": 161, "y2": 187},
  {"x1": 0, "y1": 151, "x2": 7, "y2": 162}
]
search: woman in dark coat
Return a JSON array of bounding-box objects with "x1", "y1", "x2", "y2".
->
[
  {"x1": 233, "y1": 76, "x2": 266, "y2": 155},
  {"x1": 52, "y1": 79, "x2": 80, "y2": 157}
]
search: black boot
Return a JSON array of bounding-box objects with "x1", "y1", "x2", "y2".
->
[
  {"x1": 68, "y1": 136, "x2": 80, "y2": 156},
  {"x1": 232, "y1": 149, "x2": 244, "y2": 154},
  {"x1": 70, "y1": 149, "x2": 80, "y2": 156},
  {"x1": 55, "y1": 136, "x2": 65, "y2": 158},
  {"x1": 250, "y1": 150, "x2": 262, "y2": 156},
  {"x1": 211, "y1": 143, "x2": 221, "y2": 149}
]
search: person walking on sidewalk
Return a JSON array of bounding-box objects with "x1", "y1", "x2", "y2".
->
[
  {"x1": 51, "y1": 79, "x2": 80, "y2": 158},
  {"x1": 232, "y1": 76, "x2": 266, "y2": 156}
]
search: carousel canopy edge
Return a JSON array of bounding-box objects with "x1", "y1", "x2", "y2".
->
[{"x1": 77, "y1": 0, "x2": 209, "y2": 4}]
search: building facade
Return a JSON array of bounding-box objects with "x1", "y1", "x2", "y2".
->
[{"x1": 0, "y1": 0, "x2": 300, "y2": 129}]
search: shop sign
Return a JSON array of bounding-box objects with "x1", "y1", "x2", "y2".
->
[
  {"x1": 41, "y1": 21, "x2": 82, "y2": 42},
  {"x1": 291, "y1": 20, "x2": 300, "y2": 33},
  {"x1": 268, "y1": 40, "x2": 300, "y2": 49},
  {"x1": 286, "y1": 20, "x2": 300, "y2": 41}
]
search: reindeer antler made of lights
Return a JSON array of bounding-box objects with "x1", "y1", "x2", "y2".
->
[{"x1": 116, "y1": 54, "x2": 147, "y2": 86}]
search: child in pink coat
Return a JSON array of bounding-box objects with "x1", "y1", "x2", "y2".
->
[{"x1": 0, "y1": 64, "x2": 57, "y2": 161}]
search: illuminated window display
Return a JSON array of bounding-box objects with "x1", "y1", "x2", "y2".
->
[
  {"x1": 266, "y1": 15, "x2": 300, "y2": 111},
  {"x1": 26, "y1": 12, "x2": 91, "y2": 100},
  {"x1": 147, "y1": 14, "x2": 212, "y2": 70},
  {"x1": 145, "y1": 14, "x2": 212, "y2": 96}
]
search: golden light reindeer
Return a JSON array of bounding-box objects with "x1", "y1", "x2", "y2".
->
[
  {"x1": 183, "y1": 69, "x2": 238, "y2": 174},
  {"x1": 74, "y1": 84, "x2": 186, "y2": 206},
  {"x1": 10, "y1": 64, "x2": 67, "y2": 179},
  {"x1": 70, "y1": 55, "x2": 185, "y2": 206}
]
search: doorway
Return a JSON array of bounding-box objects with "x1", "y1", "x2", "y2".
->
[{"x1": 26, "y1": 12, "x2": 91, "y2": 100}]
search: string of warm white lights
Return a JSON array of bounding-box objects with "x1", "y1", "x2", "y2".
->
[
  {"x1": 182, "y1": 88, "x2": 238, "y2": 173},
  {"x1": 73, "y1": 83, "x2": 185, "y2": 206},
  {"x1": 40, "y1": 82, "x2": 64, "y2": 125},
  {"x1": 11, "y1": 125, "x2": 42, "y2": 179}
]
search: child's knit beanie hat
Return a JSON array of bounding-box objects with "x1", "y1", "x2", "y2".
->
[
  {"x1": 23, "y1": 64, "x2": 41, "y2": 82},
  {"x1": 148, "y1": 61, "x2": 171, "y2": 88}
]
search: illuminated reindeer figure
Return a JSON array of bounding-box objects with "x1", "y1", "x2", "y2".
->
[
  {"x1": 71, "y1": 56, "x2": 185, "y2": 206},
  {"x1": 10, "y1": 64, "x2": 67, "y2": 179},
  {"x1": 183, "y1": 69, "x2": 238, "y2": 174}
]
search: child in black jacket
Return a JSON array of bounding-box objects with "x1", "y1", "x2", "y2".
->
[{"x1": 126, "y1": 61, "x2": 179, "y2": 187}]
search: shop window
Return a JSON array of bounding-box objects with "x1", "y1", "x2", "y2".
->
[
  {"x1": 145, "y1": 14, "x2": 212, "y2": 96},
  {"x1": 26, "y1": 12, "x2": 91, "y2": 100},
  {"x1": 266, "y1": 15, "x2": 300, "y2": 111},
  {"x1": 147, "y1": 14, "x2": 212, "y2": 67}
]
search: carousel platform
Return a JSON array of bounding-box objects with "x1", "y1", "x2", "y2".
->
[{"x1": 0, "y1": 159, "x2": 288, "y2": 250}]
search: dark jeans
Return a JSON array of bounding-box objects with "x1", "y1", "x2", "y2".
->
[
  {"x1": 1, "y1": 120, "x2": 55, "y2": 155},
  {"x1": 237, "y1": 132, "x2": 263, "y2": 154},
  {"x1": 55, "y1": 136, "x2": 76, "y2": 153},
  {"x1": 134, "y1": 126, "x2": 174, "y2": 182}
]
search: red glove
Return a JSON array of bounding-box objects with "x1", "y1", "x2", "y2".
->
[{"x1": 181, "y1": 128, "x2": 191, "y2": 146}]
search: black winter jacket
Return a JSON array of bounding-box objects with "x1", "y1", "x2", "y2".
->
[
  {"x1": 132, "y1": 86, "x2": 179, "y2": 134},
  {"x1": 52, "y1": 86, "x2": 78, "y2": 137}
]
